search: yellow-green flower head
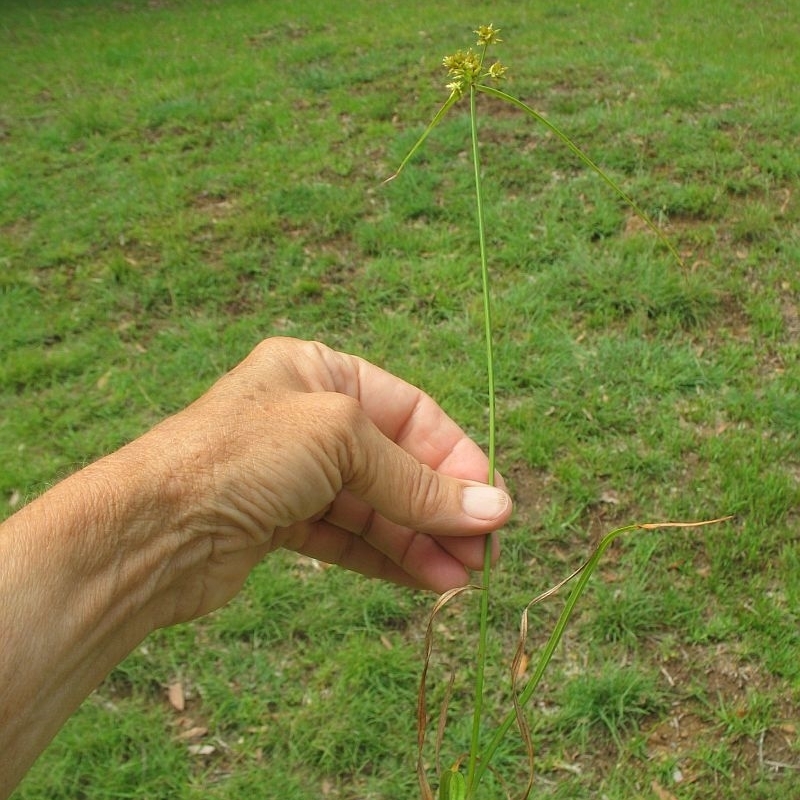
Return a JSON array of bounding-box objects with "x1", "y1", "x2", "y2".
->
[
  {"x1": 442, "y1": 30, "x2": 506, "y2": 94},
  {"x1": 442, "y1": 48, "x2": 482, "y2": 90},
  {"x1": 475, "y1": 24, "x2": 502, "y2": 47},
  {"x1": 488, "y1": 61, "x2": 507, "y2": 80}
]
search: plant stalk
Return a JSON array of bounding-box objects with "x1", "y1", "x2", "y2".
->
[{"x1": 465, "y1": 79, "x2": 497, "y2": 799}]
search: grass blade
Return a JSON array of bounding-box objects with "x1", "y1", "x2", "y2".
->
[{"x1": 384, "y1": 91, "x2": 460, "y2": 183}]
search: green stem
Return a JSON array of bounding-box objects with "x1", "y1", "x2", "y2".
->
[{"x1": 465, "y1": 80, "x2": 497, "y2": 799}]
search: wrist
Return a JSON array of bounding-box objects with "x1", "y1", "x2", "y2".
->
[{"x1": 0, "y1": 432, "x2": 199, "y2": 796}]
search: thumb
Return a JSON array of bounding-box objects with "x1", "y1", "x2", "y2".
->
[{"x1": 343, "y1": 414, "x2": 512, "y2": 536}]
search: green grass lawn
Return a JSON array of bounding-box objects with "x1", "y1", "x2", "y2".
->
[{"x1": 2, "y1": 0, "x2": 798, "y2": 797}]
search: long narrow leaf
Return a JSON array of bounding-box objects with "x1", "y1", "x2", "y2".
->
[
  {"x1": 476, "y1": 84, "x2": 684, "y2": 266},
  {"x1": 474, "y1": 517, "x2": 731, "y2": 789},
  {"x1": 384, "y1": 91, "x2": 460, "y2": 183}
]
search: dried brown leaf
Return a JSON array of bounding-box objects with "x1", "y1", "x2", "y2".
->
[{"x1": 168, "y1": 682, "x2": 185, "y2": 712}]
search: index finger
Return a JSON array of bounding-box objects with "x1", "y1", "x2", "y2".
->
[{"x1": 322, "y1": 346, "x2": 491, "y2": 480}]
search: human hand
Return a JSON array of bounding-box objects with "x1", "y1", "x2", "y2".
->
[
  {"x1": 0, "y1": 336, "x2": 512, "y2": 796},
  {"x1": 145, "y1": 337, "x2": 512, "y2": 626}
]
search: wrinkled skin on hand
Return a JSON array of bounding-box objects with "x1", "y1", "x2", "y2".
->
[{"x1": 149, "y1": 337, "x2": 512, "y2": 625}]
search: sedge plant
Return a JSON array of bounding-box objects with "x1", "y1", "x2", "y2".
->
[{"x1": 387, "y1": 25, "x2": 727, "y2": 800}]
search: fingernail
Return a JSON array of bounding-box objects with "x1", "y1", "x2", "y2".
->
[{"x1": 462, "y1": 485, "x2": 510, "y2": 520}]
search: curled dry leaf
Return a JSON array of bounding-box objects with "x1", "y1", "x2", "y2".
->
[
  {"x1": 416, "y1": 585, "x2": 481, "y2": 800},
  {"x1": 513, "y1": 651, "x2": 529, "y2": 684},
  {"x1": 176, "y1": 725, "x2": 208, "y2": 741}
]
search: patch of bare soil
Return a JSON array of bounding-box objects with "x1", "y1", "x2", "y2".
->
[{"x1": 644, "y1": 643, "x2": 799, "y2": 788}]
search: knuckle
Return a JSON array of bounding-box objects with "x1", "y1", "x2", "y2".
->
[
  {"x1": 305, "y1": 391, "x2": 367, "y2": 474},
  {"x1": 315, "y1": 391, "x2": 364, "y2": 432},
  {"x1": 408, "y1": 462, "x2": 448, "y2": 519}
]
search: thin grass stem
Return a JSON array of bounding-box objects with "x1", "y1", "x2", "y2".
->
[{"x1": 465, "y1": 79, "x2": 497, "y2": 800}]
